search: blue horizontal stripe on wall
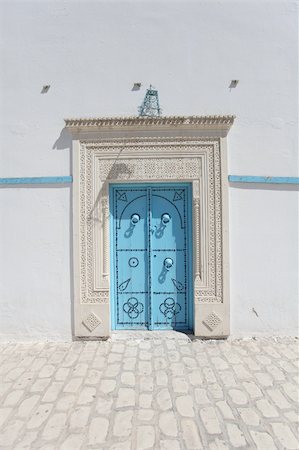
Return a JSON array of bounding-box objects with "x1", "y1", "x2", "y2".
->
[
  {"x1": 0, "y1": 176, "x2": 73, "y2": 185},
  {"x1": 1, "y1": 175, "x2": 298, "y2": 185},
  {"x1": 228, "y1": 176, "x2": 299, "y2": 184}
]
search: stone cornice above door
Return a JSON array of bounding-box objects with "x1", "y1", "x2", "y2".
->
[{"x1": 64, "y1": 115, "x2": 235, "y2": 138}]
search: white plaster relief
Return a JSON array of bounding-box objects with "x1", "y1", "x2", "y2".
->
[
  {"x1": 78, "y1": 138, "x2": 223, "y2": 305},
  {"x1": 202, "y1": 312, "x2": 222, "y2": 331},
  {"x1": 82, "y1": 312, "x2": 102, "y2": 332}
]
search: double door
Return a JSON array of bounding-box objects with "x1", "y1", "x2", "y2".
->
[{"x1": 110, "y1": 183, "x2": 193, "y2": 330}]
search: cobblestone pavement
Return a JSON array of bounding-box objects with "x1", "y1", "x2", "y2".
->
[{"x1": 0, "y1": 334, "x2": 298, "y2": 450}]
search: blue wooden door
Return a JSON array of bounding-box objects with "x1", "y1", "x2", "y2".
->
[{"x1": 110, "y1": 183, "x2": 192, "y2": 330}]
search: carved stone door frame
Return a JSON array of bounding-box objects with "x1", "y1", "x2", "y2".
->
[{"x1": 65, "y1": 115, "x2": 234, "y2": 338}]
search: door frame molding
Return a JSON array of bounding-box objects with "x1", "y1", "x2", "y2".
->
[
  {"x1": 66, "y1": 115, "x2": 234, "y2": 338},
  {"x1": 109, "y1": 182, "x2": 194, "y2": 331}
]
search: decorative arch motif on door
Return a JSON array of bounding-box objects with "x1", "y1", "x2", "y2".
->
[{"x1": 65, "y1": 115, "x2": 234, "y2": 338}]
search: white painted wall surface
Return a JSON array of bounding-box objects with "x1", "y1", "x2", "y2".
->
[{"x1": 0, "y1": 0, "x2": 298, "y2": 340}]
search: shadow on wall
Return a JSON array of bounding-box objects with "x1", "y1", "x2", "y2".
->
[{"x1": 52, "y1": 127, "x2": 73, "y2": 152}]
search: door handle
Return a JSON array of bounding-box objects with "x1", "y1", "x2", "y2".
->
[
  {"x1": 161, "y1": 213, "x2": 171, "y2": 224},
  {"x1": 164, "y1": 258, "x2": 174, "y2": 270},
  {"x1": 131, "y1": 214, "x2": 140, "y2": 225}
]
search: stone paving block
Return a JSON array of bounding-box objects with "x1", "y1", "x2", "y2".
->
[
  {"x1": 211, "y1": 357, "x2": 229, "y2": 370},
  {"x1": 116, "y1": 387, "x2": 136, "y2": 408},
  {"x1": 176, "y1": 395, "x2": 195, "y2": 417},
  {"x1": 42, "y1": 382, "x2": 63, "y2": 402},
  {"x1": 282, "y1": 382, "x2": 299, "y2": 402},
  {"x1": 63, "y1": 377, "x2": 83, "y2": 393},
  {"x1": 228, "y1": 389, "x2": 248, "y2": 405},
  {"x1": 250, "y1": 430, "x2": 277, "y2": 450},
  {"x1": 38, "y1": 364, "x2": 55, "y2": 378},
  {"x1": 60, "y1": 433, "x2": 85, "y2": 450},
  {"x1": 216, "y1": 401, "x2": 235, "y2": 419},
  {"x1": 218, "y1": 371, "x2": 237, "y2": 387},
  {"x1": 56, "y1": 394, "x2": 76, "y2": 411},
  {"x1": 100, "y1": 378, "x2": 116, "y2": 394},
  {"x1": 136, "y1": 425, "x2": 155, "y2": 449},
  {"x1": 123, "y1": 357, "x2": 137, "y2": 370},
  {"x1": 54, "y1": 367, "x2": 70, "y2": 381},
  {"x1": 17, "y1": 395, "x2": 39, "y2": 418},
  {"x1": 139, "y1": 393, "x2": 153, "y2": 408},
  {"x1": 69, "y1": 406, "x2": 90, "y2": 429},
  {"x1": 181, "y1": 418, "x2": 203, "y2": 449},
  {"x1": 85, "y1": 368, "x2": 102, "y2": 385},
  {"x1": 77, "y1": 386, "x2": 96, "y2": 404},
  {"x1": 88, "y1": 417, "x2": 109, "y2": 444},
  {"x1": 267, "y1": 388, "x2": 292, "y2": 409},
  {"x1": 200, "y1": 406, "x2": 222, "y2": 434},
  {"x1": 242, "y1": 381, "x2": 262, "y2": 399},
  {"x1": 96, "y1": 396, "x2": 113, "y2": 414},
  {"x1": 256, "y1": 399, "x2": 279, "y2": 418},
  {"x1": 110, "y1": 441, "x2": 131, "y2": 450},
  {"x1": 104, "y1": 363, "x2": 121, "y2": 377},
  {"x1": 209, "y1": 438, "x2": 230, "y2": 450},
  {"x1": 30, "y1": 378, "x2": 51, "y2": 392},
  {"x1": 160, "y1": 439, "x2": 181, "y2": 450},
  {"x1": 0, "y1": 419, "x2": 24, "y2": 447},
  {"x1": 3, "y1": 389, "x2": 24, "y2": 406},
  {"x1": 188, "y1": 369, "x2": 203, "y2": 385},
  {"x1": 226, "y1": 423, "x2": 247, "y2": 448},
  {"x1": 108, "y1": 352, "x2": 122, "y2": 363},
  {"x1": 208, "y1": 383, "x2": 224, "y2": 400},
  {"x1": 140, "y1": 376, "x2": 154, "y2": 391},
  {"x1": 156, "y1": 370, "x2": 168, "y2": 386},
  {"x1": 270, "y1": 422, "x2": 299, "y2": 449},
  {"x1": 238, "y1": 407, "x2": 260, "y2": 426},
  {"x1": 138, "y1": 409, "x2": 155, "y2": 421},
  {"x1": 0, "y1": 408, "x2": 12, "y2": 428},
  {"x1": 170, "y1": 362, "x2": 185, "y2": 377},
  {"x1": 42, "y1": 412, "x2": 67, "y2": 440},
  {"x1": 195, "y1": 388, "x2": 210, "y2": 405},
  {"x1": 172, "y1": 376, "x2": 189, "y2": 393},
  {"x1": 14, "y1": 431, "x2": 38, "y2": 450},
  {"x1": 159, "y1": 411, "x2": 178, "y2": 436},
  {"x1": 157, "y1": 388, "x2": 172, "y2": 411},
  {"x1": 255, "y1": 372, "x2": 273, "y2": 387},
  {"x1": 113, "y1": 410, "x2": 133, "y2": 437},
  {"x1": 121, "y1": 371, "x2": 135, "y2": 386},
  {"x1": 27, "y1": 403, "x2": 53, "y2": 429}
]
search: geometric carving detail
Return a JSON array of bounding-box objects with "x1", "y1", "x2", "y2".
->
[
  {"x1": 82, "y1": 312, "x2": 102, "y2": 332},
  {"x1": 202, "y1": 311, "x2": 222, "y2": 331}
]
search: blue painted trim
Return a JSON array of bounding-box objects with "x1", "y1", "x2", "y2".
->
[
  {"x1": 228, "y1": 175, "x2": 299, "y2": 184},
  {"x1": 0, "y1": 176, "x2": 73, "y2": 185}
]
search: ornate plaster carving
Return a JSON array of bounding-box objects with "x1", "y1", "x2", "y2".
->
[
  {"x1": 65, "y1": 115, "x2": 235, "y2": 129},
  {"x1": 82, "y1": 312, "x2": 102, "y2": 332},
  {"x1": 202, "y1": 311, "x2": 222, "y2": 331},
  {"x1": 78, "y1": 137, "x2": 223, "y2": 305}
]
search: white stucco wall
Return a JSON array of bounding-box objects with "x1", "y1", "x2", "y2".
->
[{"x1": 0, "y1": 0, "x2": 298, "y2": 340}]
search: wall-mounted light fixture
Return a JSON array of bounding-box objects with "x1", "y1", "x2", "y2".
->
[
  {"x1": 229, "y1": 80, "x2": 239, "y2": 88},
  {"x1": 41, "y1": 85, "x2": 50, "y2": 94},
  {"x1": 132, "y1": 83, "x2": 141, "y2": 91}
]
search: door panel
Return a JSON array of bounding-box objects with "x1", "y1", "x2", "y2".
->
[
  {"x1": 111, "y1": 184, "x2": 192, "y2": 331},
  {"x1": 151, "y1": 187, "x2": 189, "y2": 329},
  {"x1": 114, "y1": 188, "x2": 149, "y2": 329}
]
